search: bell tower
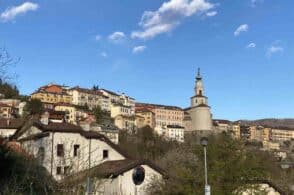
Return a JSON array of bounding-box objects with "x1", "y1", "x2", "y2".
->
[
  {"x1": 191, "y1": 68, "x2": 208, "y2": 107},
  {"x1": 189, "y1": 68, "x2": 212, "y2": 131}
]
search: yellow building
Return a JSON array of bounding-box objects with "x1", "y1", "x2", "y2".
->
[
  {"x1": 54, "y1": 103, "x2": 77, "y2": 124},
  {"x1": 135, "y1": 103, "x2": 184, "y2": 128},
  {"x1": 114, "y1": 115, "x2": 135, "y2": 132},
  {"x1": 135, "y1": 108, "x2": 156, "y2": 129},
  {"x1": 271, "y1": 128, "x2": 294, "y2": 141},
  {"x1": 31, "y1": 84, "x2": 72, "y2": 104}
]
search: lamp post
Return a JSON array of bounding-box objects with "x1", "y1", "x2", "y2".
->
[{"x1": 201, "y1": 137, "x2": 210, "y2": 195}]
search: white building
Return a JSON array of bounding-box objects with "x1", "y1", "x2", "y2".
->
[
  {"x1": 15, "y1": 119, "x2": 164, "y2": 194},
  {"x1": 185, "y1": 69, "x2": 212, "y2": 132},
  {"x1": 164, "y1": 125, "x2": 184, "y2": 142},
  {"x1": 0, "y1": 118, "x2": 23, "y2": 139},
  {"x1": 99, "y1": 89, "x2": 135, "y2": 115},
  {"x1": 68, "y1": 86, "x2": 111, "y2": 111}
]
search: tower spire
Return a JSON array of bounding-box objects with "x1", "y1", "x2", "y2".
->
[{"x1": 196, "y1": 68, "x2": 202, "y2": 80}]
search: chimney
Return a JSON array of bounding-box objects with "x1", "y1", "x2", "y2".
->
[
  {"x1": 80, "y1": 122, "x2": 90, "y2": 131},
  {"x1": 40, "y1": 112, "x2": 49, "y2": 125}
]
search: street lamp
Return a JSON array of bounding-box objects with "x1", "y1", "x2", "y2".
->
[{"x1": 201, "y1": 137, "x2": 210, "y2": 195}]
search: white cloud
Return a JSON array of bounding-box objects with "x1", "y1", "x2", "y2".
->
[
  {"x1": 95, "y1": 34, "x2": 102, "y2": 41},
  {"x1": 100, "y1": 52, "x2": 108, "y2": 58},
  {"x1": 108, "y1": 31, "x2": 126, "y2": 43},
  {"x1": 131, "y1": 0, "x2": 215, "y2": 40},
  {"x1": 246, "y1": 42, "x2": 256, "y2": 48},
  {"x1": 206, "y1": 11, "x2": 217, "y2": 17},
  {"x1": 0, "y1": 2, "x2": 39, "y2": 22},
  {"x1": 266, "y1": 45, "x2": 283, "y2": 57},
  {"x1": 234, "y1": 24, "x2": 249, "y2": 36},
  {"x1": 132, "y1": 45, "x2": 147, "y2": 54}
]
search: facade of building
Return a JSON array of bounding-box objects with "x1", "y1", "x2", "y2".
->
[
  {"x1": 185, "y1": 69, "x2": 212, "y2": 132},
  {"x1": 114, "y1": 115, "x2": 136, "y2": 132},
  {"x1": 213, "y1": 119, "x2": 241, "y2": 139},
  {"x1": 0, "y1": 118, "x2": 23, "y2": 139},
  {"x1": 271, "y1": 128, "x2": 294, "y2": 141},
  {"x1": 111, "y1": 103, "x2": 132, "y2": 118},
  {"x1": 135, "y1": 103, "x2": 184, "y2": 130},
  {"x1": 163, "y1": 125, "x2": 185, "y2": 142},
  {"x1": 99, "y1": 89, "x2": 135, "y2": 114},
  {"x1": 54, "y1": 103, "x2": 77, "y2": 124},
  {"x1": 31, "y1": 84, "x2": 72, "y2": 104},
  {"x1": 135, "y1": 108, "x2": 156, "y2": 129},
  {"x1": 15, "y1": 119, "x2": 164, "y2": 195},
  {"x1": 0, "y1": 103, "x2": 13, "y2": 118},
  {"x1": 68, "y1": 86, "x2": 110, "y2": 111}
]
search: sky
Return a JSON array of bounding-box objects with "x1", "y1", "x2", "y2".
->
[{"x1": 0, "y1": 0, "x2": 294, "y2": 120}]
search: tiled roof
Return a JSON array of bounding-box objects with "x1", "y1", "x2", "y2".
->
[
  {"x1": 99, "y1": 88, "x2": 120, "y2": 96},
  {"x1": 0, "y1": 118, "x2": 24, "y2": 129},
  {"x1": 59, "y1": 159, "x2": 166, "y2": 187},
  {"x1": 166, "y1": 125, "x2": 184, "y2": 129},
  {"x1": 0, "y1": 102, "x2": 12, "y2": 107},
  {"x1": 22, "y1": 122, "x2": 131, "y2": 158},
  {"x1": 213, "y1": 119, "x2": 232, "y2": 124},
  {"x1": 136, "y1": 102, "x2": 183, "y2": 111},
  {"x1": 70, "y1": 86, "x2": 107, "y2": 97}
]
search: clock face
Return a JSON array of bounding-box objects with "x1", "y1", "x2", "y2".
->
[{"x1": 132, "y1": 166, "x2": 145, "y2": 185}]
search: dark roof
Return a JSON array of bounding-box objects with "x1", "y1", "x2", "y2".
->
[
  {"x1": 0, "y1": 119, "x2": 24, "y2": 129},
  {"x1": 191, "y1": 104, "x2": 210, "y2": 108},
  {"x1": 59, "y1": 159, "x2": 167, "y2": 187},
  {"x1": 100, "y1": 88, "x2": 120, "y2": 96},
  {"x1": 136, "y1": 102, "x2": 183, "y2": 111},
  {"x1": 34, "y1": 122, "x2": 83, "y2": 132},
  {"x1": 213, "y1": 119, "x2": 232, "y2": 124},
  {"x1": 21, "y1": 122, "x2": 131, "y2": 159},
  {"x1": 18, "y1": 132, "x2": 50, "y2": 142},
  {"x1": 190, "y1": 95, "x2": 207, "y2": 98},
  {"x1": 166, "y1": 125, "x2": 184, "y2": 129},
  {"x1": 70, "y1": 86, "x2": 108, "y2": 98}
]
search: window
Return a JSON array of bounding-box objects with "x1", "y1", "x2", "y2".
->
[
  {"x1": 64, "y1": 166, "x2": 70, "y2": 175},
  {"x1": 56, "y1": 167, "x2": 62, "y2": 175},
  {"x1": 103, "y1": 150, "x2": 109, "y2": 159},
  {"x1": 57, "y1": 144, "x2": 64, "y2": 157},
  {"x1": 74, "y1": 144, "x2": 80, "y2": 157}
]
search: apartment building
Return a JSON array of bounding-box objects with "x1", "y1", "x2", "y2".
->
[
  {"x1": 54, "y1": 103, "x2": 77, "y2": 124},
  {"x1": 99, "y1": 89, "x2": 135, "y2": 114},
  {"x1": 31, "y1": 84, "x2": 72, "y2": 104},
  {"x1": 163, "y1": 125, "x2": 185, "y2": 142},
  {"x1": 135, "y1": 103, "x2": 184, "y2": 128},
  {"x1": 271, "y1": 128, "x2": 294, "y2": 141},
  {"x1": 68, "y1": 86, "x2": 110, "y2": 111},
  {"x1": 135, "y1": 108, "x2": 156, "y2": 129},
  {"x1": 213, "y1": 119, "x2": 241, "y2": 139}
]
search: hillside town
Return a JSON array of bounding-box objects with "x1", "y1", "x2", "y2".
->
[{"x1": 0, "y1": 69, "x2": 293, "y2": 194}]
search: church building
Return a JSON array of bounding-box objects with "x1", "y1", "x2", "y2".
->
[{"x1": 184, "y1": 69, "x2": 212, "y2": 132}]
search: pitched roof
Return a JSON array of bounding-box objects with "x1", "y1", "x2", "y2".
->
[
  {"x1": 0, "y1": 118, "x2": 24, "y2": 129},
  {"x1": 100, "y1": 88, "x2": 120, "y2": 96},
  {"x1": 20, "y1": 122, "x2": 131, "y2": 159},
  {"x1": 59, "y1": 159, "x2": 167, "y2": 187},
  {"x1": 136, "y1": 102, "x2": 183, "y2": 111}
]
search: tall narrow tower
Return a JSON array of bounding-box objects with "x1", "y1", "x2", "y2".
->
[{"x1": 190, "y1": 68, "x2": 212, "y2": 131}]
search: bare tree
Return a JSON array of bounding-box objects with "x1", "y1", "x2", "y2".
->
[{"x1": 0, "y1": 47, "x2": 19, "y2": 81}]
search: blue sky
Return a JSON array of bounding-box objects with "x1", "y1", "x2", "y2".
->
[{"x1": 0, "y1": 0, "x2": 294, "y2": 120}]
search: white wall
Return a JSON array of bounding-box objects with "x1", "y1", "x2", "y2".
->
[
  {"x1": 0, "y1": 128, "x2": 17, "y2": 138},
  {"x1": 95, "y1": 165, "x2": 162, "y2": 195},
  {"x1": 21, "y1": 129, "x2": 126, "y2": 181}
]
